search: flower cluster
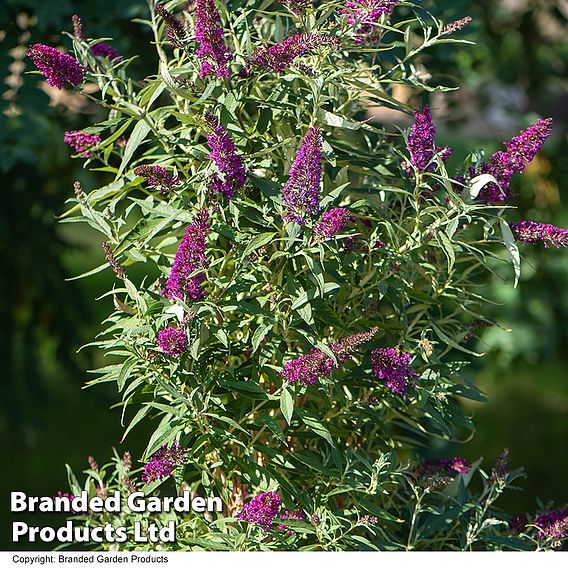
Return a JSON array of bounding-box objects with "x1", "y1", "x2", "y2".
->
[
  {"x1": 204, "y1": 112, "x2": 246, "y2": 199},
  {"x1": 141, "y1": 443, "x2": 189, "y2": 484},
  {"x1": 157, "y1": 326, "x2": 187, "y2": 356},
  {"x1": 156, "y1": 4, "x2": 187, "y2": 49},
  {"x1": 282, "y1": 126, "x2": 324, "y2": 225},
  {"x1": 412, "y1": 457, "x2": 471, "y2": 478},
  {"x1": 237, "y1": 492, "x2": 281, "y2": 532},
  {"x1": 163, "y1": 209, "x2": 210, "y2": 302},
  {"x1": 510, "y1": 221, "x2": 568, "y2": 248},
  {"x1": 194, "y1": 0, "x2": 233, "y2": 78},
  {"x1": 242, "y1": 33, "x2": 340, "y2": 76},
  {"x1": 281, "y1": 328, "x2": 378, "y2": 385},
  {"x1": 464, "y1": 318, "x2": 494, "y2": 341},
  {"x1": 278, "y1": 510, "x2": 307, "y2": 535},
  {"x1": 475, "y1": 118, "x2": 553, "y2": 202},
  {"x1": 91, "y1": 42, "x2": 122, "y2": 62},
  {"x1": 371, "y1": 347, "x2": 417, "y2": 395},
  {"x1": 134, "y1": 165, "x2": 181, "y2": 195},
  {"x1": 442, "y1": 16, "x2": 473, "y2": 35},
  {"x1": 64, "y1": 130, "x2": 101, "y2": 157},
  {"x1": 342, "y1": 0, "x2": 399, "y2": 44},
  {"x1": 533, "y1": 509, "x2": 568, "y2": 543},
  {"x1": 28, "y1": 44, "x2": 86, "y2": 90},
  {"x1": 314, "y1": 208, "x2": 352, "y2": 239},
  {"x1": 405, "y1": 106, "x2": 451, "y2": 173}
]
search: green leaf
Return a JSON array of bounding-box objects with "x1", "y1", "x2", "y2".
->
[
  {"x1": 280, "y1": 388, "x2": 294, "y2": 425},
  {"x1": 118, "y1": 119, "x2": 151, "y2": 176},
  {"x1": 242, "y1": 232, "x2": 277, "y2": 258},
  {"x1": 500, "y1": 219, "x2": 521, "y2": 288}
]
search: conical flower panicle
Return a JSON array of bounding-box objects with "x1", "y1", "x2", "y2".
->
[
  {"x1": 510, "y1": 220, "x2": 568, "y2": 248},
  {"x1": 476, "y1": 118, "x2": 553, "y2": 203},
  {"x1": 281, "y1": 328, "x2": 378, "y2": 385},
  {"x1": 204, "y1": 112, "x2": 246, "y2": 199},
  {"x1": 28, "y1": 43, "x2": 86, "y2": 89},
  {"x1": 242, "y1": 33, "x2": 340, "y2": 76},
  {"x1": 194, "y1": 0, "x2": 233, "y2": 78},
  {"x1": 314, "y1": 208, "x2": 352, "y2": 239},
  {"x1": 282, "y1": 126, "x2": 324, "y2": 225},
  {"x1": 163, "y1": 209, "x2": 210, "y2": 302}
]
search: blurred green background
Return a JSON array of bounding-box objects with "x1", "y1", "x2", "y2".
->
[{"x1": 1, "y1": 0, "x2": 567, "y2": 550}]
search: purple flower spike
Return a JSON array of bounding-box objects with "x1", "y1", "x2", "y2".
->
[
  {"x1": 406, "y1": 106, "x2": 437, "y2": 172},
  {"x1": 64, "y1": 130, "x2": 101, "y2": 157},
  {"x1": 157, "y1": 326, "x2": 187, "y2": 356},
  {"x1": 194, "y1": 0, "x2": 233, "y2": 79},
  {"x1": 237, "y1": 492, "x2": 281, "y2": 532},
  {"x1": 134, "y1": 165, "x2": 181, "y2": 195},
  {"x1": 204, "y1": 112, "x2": 246, "y2": 199},
  {"x1": 27, "y1": 43, "x2": 86, "y2": 90},
  {"x1": 510, "y1": 221, "x2": 568, "y2": 248},
  {"x1": 476, "y1": 118, "x2": 553, "y2": 203},
  {"x1": 242, "y1": 33, "x2": 339, "y2": 76},
  {"x1": 142, "y1": 443, "x2": 189, "y2": 484},
  {"x1": 281, "y1": 328, "x2": 378, "y2": 385},
  {"x1": 314, "y1": 208, "x2": 352, "y2": 239},
  {"x1": 91, "y1": 42, "x2": 122, "y2": 62},
  {"x1": 163, "y1": 209, "x2": 210, "y2": 302},
  {"x1": 342, "y1": 0, "x2": 399, "y2": 44},
  {"x1": 371, "y1": 347, "x2": 417, "y2": 396},
  {"x1": 282, "y1": 126, "x2": 324, "y2": 225}
]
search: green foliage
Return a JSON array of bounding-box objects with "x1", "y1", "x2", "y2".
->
[{"x1": 31, "y1": 0, "x2": 565, "y2": 551}]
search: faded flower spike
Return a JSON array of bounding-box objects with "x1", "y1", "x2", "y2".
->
[
  {"x1": 281, "y1": 328, "x2": 378, "y2": 385},
  {"x1": 510, "y1": 221, "x2": 568, "y2": 248},
  {"x1": 101, "y1": 241, "x2": 126, "y2": 280},
  {"x1": 134, "y1": 165, "x2": 181, "y2": 195},
  {"x1": 194, "y1": 0, "x2": 233, "y2": 78},
  {"x1": 91, "y1": 42, "x2": 122, "y2": 62},
  {"x1": 156, "y1": 4, "x2": 187, "y2": 49},
  {"x1": 204, "y1": 112, "x2": 246, "y2": 199},
  {"x1": 412, "y1": 457, "x2": 470, "y2": 478},
  {"x1": 64, "y1": 130, "x2": 101, "y2": 157},
  {"x1": 371, "y1": 347, "x2": 417, "y2": 396},
  {"x1": 342, "y1": 0, "x2": 399, "y2": 44},
  {"x1": 242, "y1": 33, "x2": 340, "y2": 76},
  {"x1": 405, "y1": 106, "x2": 451, "y2": 173},
  {"x1": 157, "y1": 326, "x2": 187, "y2": 356},
  {"x1": 443, "y1": 16, "x2": 473, "y2": 35},
  {"x1": 163, "y1": 209, "x2": 210, "y2": 302},
  {"x1": 314, "y1": 208, "x2": 352, "y2": 239},
  {"x1": 237, "y1": 492, "x2": 281, "y2": 532},
  {"x1": 282, "y1": 126, "x2": 324, "y2": 225},
  {"x1": 476, "y1": 118, "x2": 553, "y2": 202},
  {"x1": 72, "y1": 15, "x2": 85, "y2": 41},
  {"x1": 27, "y1": 43, "x2": 86, "y2": 90},
  {"x1": 141, "y1": 443, "x2": 189, "y2": 484}
]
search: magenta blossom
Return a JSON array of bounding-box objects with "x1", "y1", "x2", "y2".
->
[
  {"x1": 237, "y1": 492, "x2": 281, "y2": 532},
  {"x1": 157, "y1": 327, "x2": 187, "y2": 356},
  {"x1": 28, "y1": 44, "x2": 86, "y2": 89},
  {"x1": 64, "y1": 130, "x2": 101, "y2": 157},
  {"x1": 371, "y1": 347, "x2": 417, "y2": 396}
]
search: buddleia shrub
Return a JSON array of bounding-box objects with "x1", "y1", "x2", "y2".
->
[{"x1": 29, "y1": 0, "x2": 568, "y2": 551}]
